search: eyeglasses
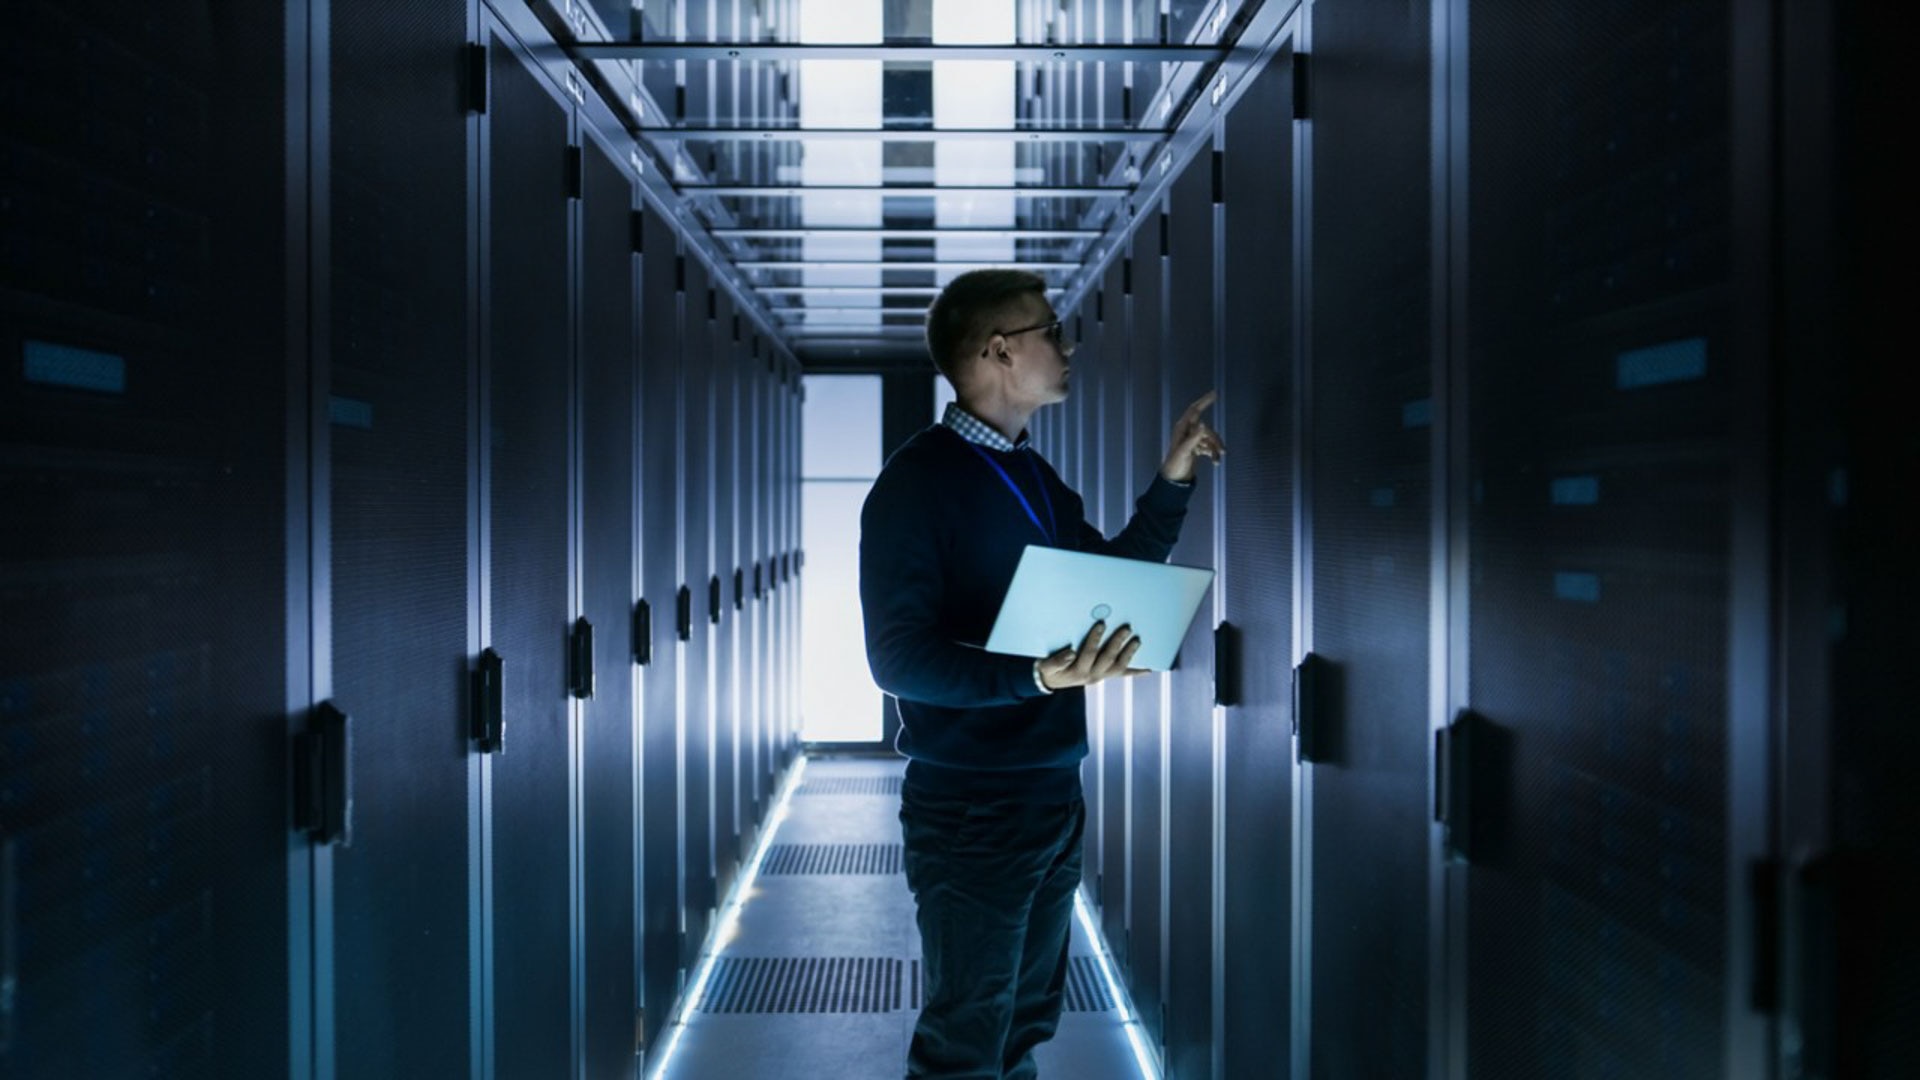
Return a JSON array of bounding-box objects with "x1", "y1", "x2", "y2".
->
[{"x1": 982, "y1": 318, "x2": 1067, "y2": 356}]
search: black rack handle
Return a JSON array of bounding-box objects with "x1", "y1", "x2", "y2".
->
[
  {"x1": 569, "y1": 616, "x2": 595, "y2": 700},
  {"x1": 676, "y1": 586, "x2": 692, "y2": 642},
  {"x1": 473, "y1": 648, "x2": 505, "y2": 753},
  {"x1": 1293, "y1": 652, "x2": 1326, "y2": 762},
  {"x1": 1435, "y1": 709, "x2": 1478, "y2": 863},
  {"x1": 1213, "y1": 621, "x2": 1241, "y2": 708},
  {"x1": 292, "y1": 701, "x2": 354, "y2": 847},
  {"x1": 633, "y1": 599, "x2": 653, "y2": 666},
  {"x1": 708, "y1": 575, "x2": 722, "y2": 625}
]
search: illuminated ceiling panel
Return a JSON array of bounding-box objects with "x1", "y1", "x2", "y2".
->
[{"x1": 567, "y1": 0, "x2": 1245, "y2": 362}]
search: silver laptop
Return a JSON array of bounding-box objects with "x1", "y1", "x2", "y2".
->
[{"x1": 984, "y1": 546, "x2": 1215, "y2": 673}]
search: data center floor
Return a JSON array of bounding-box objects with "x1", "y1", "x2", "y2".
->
[{"x1": 661, "y1": 754, "x2": 1149, "y2": 1079}]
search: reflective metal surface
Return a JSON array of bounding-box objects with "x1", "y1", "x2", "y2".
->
[{"x1": 554, "y1": 0, "x2": 1252, "y2": 363}]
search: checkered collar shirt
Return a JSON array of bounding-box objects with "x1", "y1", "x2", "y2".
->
[{"x1": 942, "y1": 402, "x2": 1029, "y2": 453}]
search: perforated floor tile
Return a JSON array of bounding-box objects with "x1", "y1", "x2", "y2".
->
[{"x1": 656, "y1": 755, "x2": 1151, "y2": 1080}]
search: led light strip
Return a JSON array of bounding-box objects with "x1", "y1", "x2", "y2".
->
[
  {"x1": 1073, "y1": 888, "x2": 1163, "y2": 1080},
  {"x1": 647, "y1": 756, "x2": 810, "y2": 1079}
]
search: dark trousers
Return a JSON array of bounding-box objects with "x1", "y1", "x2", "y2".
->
[{"x1": 899, "y1": 788, "x2": 1087, "y2": 1080}]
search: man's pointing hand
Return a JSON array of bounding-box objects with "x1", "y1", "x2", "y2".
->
[{"x1": 1160, "y1": 390, "x2": 1225, "y2": 484}]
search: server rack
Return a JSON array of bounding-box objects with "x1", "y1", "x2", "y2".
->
[
  {"x1": 1214, "y1": 35, "x2": 1302, "y2": 1080},
  {"x1": 577, "y1": 119, "x2": 642, "y2": 1078},
  {"x1": 1164, "y1": 140, "x2": 1222, "y2": 1080},
  {"x1": 1126, "y1": 206, "x2": 1170, "y2": 1047},
  {"x1": 637, "y1": 206, "x2": 686, "y2": 1058},
  {"x1": 325, "y1": 0, "x2": 475, "y2": 1073},
  {"x1": 710, "y1": 286, "x2": 739, "y2": 902},
  {"x1": 0, "y1": 2, "x2": 298, "y2": 1075},
  {"x1": 1455, "y1": 0, "x2": 1754, "y2": 1075},
  {"x1": 3, "y1": 0, "x2": 1902, "y2": 1076},
  {"x1": 679, "y1": 254, "x2": 715, "y2": 964},
  {"x1": 479, "y1": 25, "x2": 577, "y2": 1075},
  {"x1": 1097, "y1": 255, "x2": 1133, "y2": 963},
  {"x1": 1298, "y1": 2, "x2": 1438, "y2": 1076}
]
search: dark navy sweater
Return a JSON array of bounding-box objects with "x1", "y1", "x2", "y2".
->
[{"x1": 858, "y1": 423, "x2": 1193, "y2": 802}]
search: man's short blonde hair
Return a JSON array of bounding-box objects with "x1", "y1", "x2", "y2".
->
[{"x1": 924, "y1": 268, "x2": 1049, "y2": 382}]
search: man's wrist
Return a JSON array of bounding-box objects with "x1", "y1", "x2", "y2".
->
[{"x1": 1032, "y1": 659, "x2": 1054, "y2": 694}]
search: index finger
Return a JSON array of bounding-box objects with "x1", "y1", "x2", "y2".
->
[{"x1": 1181, "y1": 390, "x2": 1219, "y2": 422}]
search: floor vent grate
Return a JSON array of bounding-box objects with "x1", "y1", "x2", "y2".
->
[
  {"x1": 1063, "y1": 956, "x2": 1114, "y2": 1012},
  {"x1": 761, "y1": 843, "x2": 903, "y2": 876},
  {"x1": 701, "y1": 957, "x2": 904, "y2": 1013},
  {"x1": 899, "y1": 957, "x2": 1112, "y2": 1014},
  {"x1": 797, "y1": 776, "x2": 902, "y2": 796}
]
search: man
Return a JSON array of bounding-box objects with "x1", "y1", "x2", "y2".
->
[{"x1": 859, "y1": 268, "x2": 1222, "y2": 1078}]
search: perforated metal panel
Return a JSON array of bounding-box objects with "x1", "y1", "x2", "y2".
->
[
  {"x1": 902, "y1": 953, "x2": 1121, "y2": 1014},
  {"x1": 1065, "y1": 956, "x2": 1117, "y2": 1013},
  {"x1": 578, "y1": 131, "x2": 640, "y2": 1080},
  {"x1": 760, "y1": 844, "x2": 903, "y2": 876},
  {"x1": 701, "y1": 957, "x2": 904, "y2": 1014},
  {"x1": 712, "y1": 288, "x2": 740, "y2": 899},
  {"x1": 0, "y1": 2, "x2": 291, "y2": 1075},
  {"x1": 1097, "y1": 256, "x2": 1131, "y2": 956},
  {"x1": 1463, "y1": 2, "x2": 1733, "y2": 1075},
  {"x1": 796, "y1": 776, "x2": 901, "y2": 797},
  {"x1": 681, "y1": 254, "x2": 716, "y2": 955},
  {"x1": 484, "y1": 33, "x2": 575, "y2": 1078},
  {"x1": 637, "y1": 206, "x2": 684, "y2": 1056},
  {"x1": 1163, "y1": 144, "x2": 1219, "y2": 1080},
  {"x1": 1218, "y1": 42, "x2": 1298, "y2": 1079},
  {"x1": 325, "y1": 0, "x2": 473, "y2": 1073},
  {"x1": 1069, "y1": 298, "x2": 1103, "y2": 888},
  {"x1": 1125, "y1": 215, "x2": 1168, "y2": 1047},
  {"x1": 1305, "y1": 2, "x2": 1434, "y2": 1075},
  {"x1": 742, "y1": 340, "x2": 766, "y2": 821}
]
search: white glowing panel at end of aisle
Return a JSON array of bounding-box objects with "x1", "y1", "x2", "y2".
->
[{"x1": 800, "y1": 375, "x2": 885, "y2": 743}]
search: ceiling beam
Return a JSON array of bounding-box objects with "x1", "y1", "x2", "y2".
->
[
  {"x1": 570, "y1": 43, "x2": 1224, "y2": 64},
  {"x1": 769, "y1": 309, "x2": 930, "y2": 318},
  {"x1": 640, "y1": 127, "x2": 1165, "y2": 143},
  {"x1": 782, "y1": 325, "x2": 930, "y2": 335},
  {"x1": 757, "y1": 286, "x2": 1000, "y2": 296},
  {"x1": 682, "y1": 185, "x2": 1130, "y2": 198},
  {"x1": 760, "y1": 286, "x2": 1061, "y2": 296},
  {"x1": 733, "y1": 260, "x2": 1080, "y2": 271},
  {"x1": 709, "y1": 227, "x2": 1100, "y2": 239}
]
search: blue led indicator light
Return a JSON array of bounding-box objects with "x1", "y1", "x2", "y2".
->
[
  {"x1": 1554, "y1": 571, "x2": 1602, "y2": 603},
  {"x1": 24, "y1": 341, "x2": 127, "y2": 394},
  {"x1": 329, "y1": 396, "x2": 375, "y2": 430},
  {"x1": 1616, "y1": 337, "x2": 1707, "y2": 389},
  {"x1": 1550, "y1": 476, "x2": 1601, "y2": 506}
]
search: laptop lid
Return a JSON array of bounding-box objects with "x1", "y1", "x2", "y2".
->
[{"x1": 984, "y1": 545, "x2": 1215, "y2": 673}]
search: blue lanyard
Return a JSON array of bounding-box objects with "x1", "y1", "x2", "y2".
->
[{"x1": 965, "y1": 442, "x2": 1059, "y2": 546}]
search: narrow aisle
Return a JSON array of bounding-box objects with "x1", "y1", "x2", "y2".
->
[{"x1": 661, "y1": 755, "x2": 1152, "y2": 1079}]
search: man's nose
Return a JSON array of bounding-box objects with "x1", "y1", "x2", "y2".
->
[{"x1": 1063, "y1": 341, "x2": 1078, "y2": 359}]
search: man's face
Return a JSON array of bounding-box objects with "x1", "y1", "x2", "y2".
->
[{"x1": 998, "y1": 298, "x2": 1074, "y2": 407}]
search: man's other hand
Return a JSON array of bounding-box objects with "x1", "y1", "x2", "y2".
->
[
  {"x1": 1160, "y1": 390, "x2": 1226, "y2": 484},
  {"x1": 1037, "y1": 621, "x2": 1147, "y2": 691}
]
